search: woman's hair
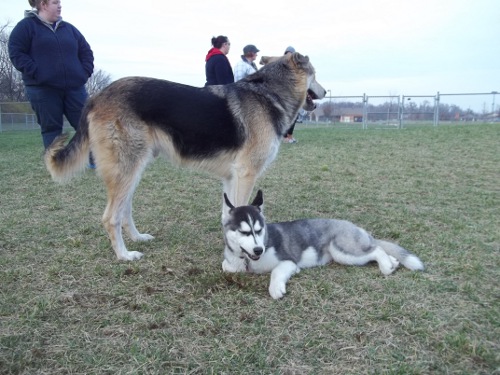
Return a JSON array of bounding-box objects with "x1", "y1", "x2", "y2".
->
[
  {"x1": 28, "y1": 0, "x2": 47, "y2": 10},
  {"x1": 211, "y1": 35, "x2": 229, "y2": 49}
]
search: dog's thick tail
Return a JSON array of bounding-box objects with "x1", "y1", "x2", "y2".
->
[
  {"x1": 375, "y1": 240, "x2": 425, "y2": 271},
  {"x1": 44, "y1": 102, "x2": 92, "y2": 183}
]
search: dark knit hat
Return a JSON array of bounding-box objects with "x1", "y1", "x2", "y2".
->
[{"x1": 243, "y1": 44, "x2": 260, "y2": 54}]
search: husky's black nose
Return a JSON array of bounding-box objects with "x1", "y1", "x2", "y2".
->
[{"x1": 254, "y1": 247, "x2": 263, "y2": 256}]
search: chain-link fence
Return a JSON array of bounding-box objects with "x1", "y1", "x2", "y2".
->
[
  {"x1": 2, "y1": 92, "x2": 499, "y2": 132},
  {"x1": 0, "y1": 102, "x2": 35, "y2": 131},
  {"x1": 309, "y1": 91, "x2": 500, "y2": 129},
  {"x1": 0, "y1": 102, "x2": 74, "y2": 132}
]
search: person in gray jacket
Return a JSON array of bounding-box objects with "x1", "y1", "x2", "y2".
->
[{"x1": 233, "y1": 44, "x2": 259, "y2": 81}]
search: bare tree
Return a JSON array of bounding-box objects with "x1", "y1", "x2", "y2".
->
[
  {"x1": 0, "y1": 22, "x2": 27, "y2": 101},
  {"x1": 0, "y1": 23, "x2": 10, "y2": 78},
  {"x1": 320, "y1": 101, "x2": 334, "y2": 121},
  {"x1": 85, "y1": 69, "x2": 112, "y2": 97}
]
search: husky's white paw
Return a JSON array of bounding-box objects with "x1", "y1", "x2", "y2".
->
[
  {"x1": 380, "y1": 256, "x2": 399, "y2": 275},
  {"x1": 269, "y1": 281, "x2": 286, "y2": 299},
  {"x1": 132, "y1": 233, "x2": 155, "y2": 242},
  {"x1": 118, "y1": 251, "x2": 144, "y2": 261},
  {"x1": 389, "y1": 255, "x2": 400, "y2": 269},
  {"x1": 222, "y1": 258, "x2": 246, "y2": 273}
]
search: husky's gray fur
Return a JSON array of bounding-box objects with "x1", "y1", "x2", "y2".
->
[{"x1": 222, "y1": 190, "x2": 425, "y2": 299}]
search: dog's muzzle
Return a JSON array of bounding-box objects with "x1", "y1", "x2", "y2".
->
[{"x1": 242, "y1": 247, "x2": 263, "y2": 261}]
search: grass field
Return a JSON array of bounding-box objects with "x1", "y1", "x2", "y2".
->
[{"x1": 0, "y1": 124, "x2": 499, "y2": 374}]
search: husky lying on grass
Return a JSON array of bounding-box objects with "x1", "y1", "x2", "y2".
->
[{"x1": 222, "y1": 190, "x2": 425, "y2": 299}]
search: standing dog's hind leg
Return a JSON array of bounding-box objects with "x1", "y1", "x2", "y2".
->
[
  {"x1": 101, "y1": 169, "x2": 145, "y2": 261},
  {"x1": 123, "y1": 198, "x2": 154, "y2": 242},
  {"x1": 102, "y1": 196, "x2": 143, "y2": 261}
]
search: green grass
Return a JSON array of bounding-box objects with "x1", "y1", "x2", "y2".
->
[{"x1": 0, "y1": 124, "x2": 499, "y2": 374}]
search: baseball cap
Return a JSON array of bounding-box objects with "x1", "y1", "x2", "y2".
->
[
  {"x1": 243, "y1": 44, "x2": 260, "y2": 54},
  {"x1": 284, "y1": 46, "x2": 296, "y2": 54}
]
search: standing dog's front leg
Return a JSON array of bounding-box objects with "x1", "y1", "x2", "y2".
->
[
  {"x1": 223, "y1": 166, "x2": 258, "y2": 205},
  {"x1": 269, "y1": 261, "x2": 300, "y2": 299}
]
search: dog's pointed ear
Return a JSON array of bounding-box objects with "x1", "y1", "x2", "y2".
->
[
  {"x1": 222, "y1": 193, "x2": 235, "y2": 223},
  {"x1": 292, "y1": 52, "x2": 309, "y2": 67},
  {"x1": 251, "y1": 190, "x2": 264, "y2": 210},
  {"x1": 260, "y1": 55, "x2": 281, "y2": 65},
  {"x1": 223, "y1": 193, "x2": 235, "y2": 210}
]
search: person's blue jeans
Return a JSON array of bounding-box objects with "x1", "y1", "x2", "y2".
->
[{"x1": 25, "y1": 85, "x2": 88, "y2": 149}]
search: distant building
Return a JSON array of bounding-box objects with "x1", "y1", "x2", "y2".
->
[{"x1": 309, "y1": 107, "x2": 363, "y2": 123}]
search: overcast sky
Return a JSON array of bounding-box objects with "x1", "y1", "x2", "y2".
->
[{"x1": 2, "y1": 0, "x2": 499, "y2": 111}]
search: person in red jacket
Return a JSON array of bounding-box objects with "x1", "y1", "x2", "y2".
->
[{"x1": 205, "y1": 35, "x2": 234, "y2": 86}]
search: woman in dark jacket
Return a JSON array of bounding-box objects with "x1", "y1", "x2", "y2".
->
[
  {"x1": 9, "y1": 0, "x2": 94, "y2": 152},
  {"x1": 205, "y1": 35, "x2": 234, "y2": 86}
]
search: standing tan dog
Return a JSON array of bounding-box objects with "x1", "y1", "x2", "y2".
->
[{"x1": 45, "y1": 53, "x2": 326, "y2": 261}]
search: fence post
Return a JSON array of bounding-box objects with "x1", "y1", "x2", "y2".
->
[
  {"x1": 397, "y1": 95, "x2": 402, "y2": 129},
  {"x1": 362, "y1": 93, "x2": 367, "y2": 129},
  {"x1": 400, "y1": 95, "x2": 405, "y2": 129},
  {"x1": 434, "y1": 92, "x2": 440, "y2": 126}
]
